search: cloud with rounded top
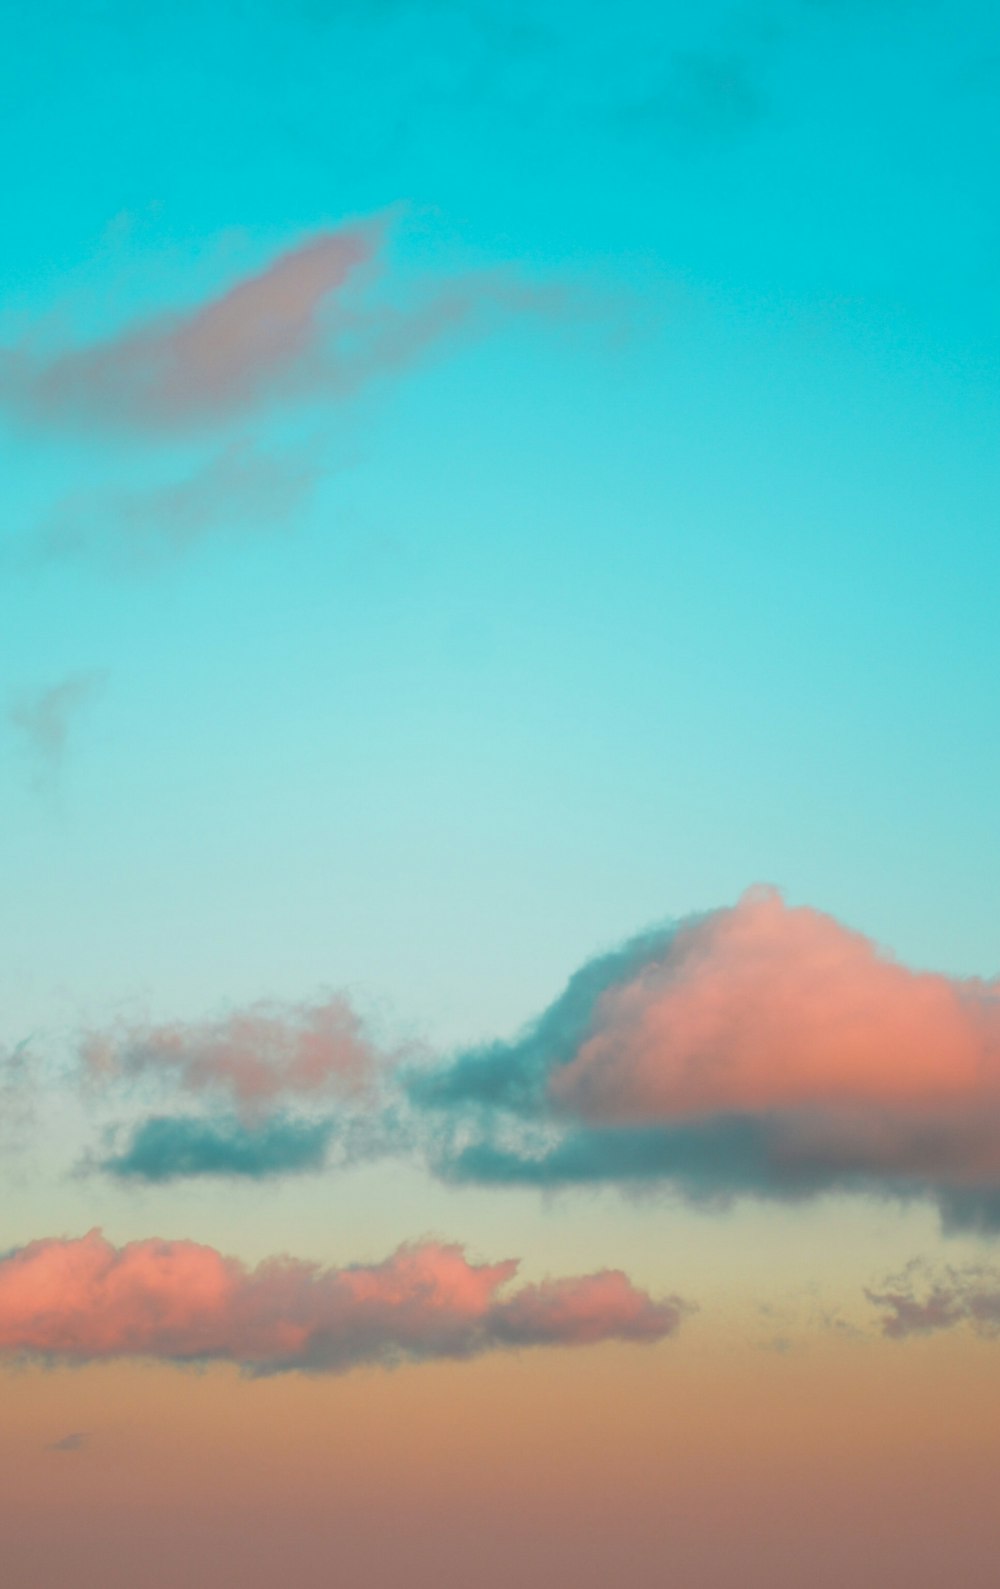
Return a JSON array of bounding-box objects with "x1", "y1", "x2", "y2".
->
[{"x1": 412, "y1": 888, "x2": 1000, "y2": 1226}]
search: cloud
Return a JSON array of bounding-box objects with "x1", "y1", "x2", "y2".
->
[
  {"x1": 48, "y1": 1431, "x2": 89, "y2": 1453},
  {"x1": 410, "y1": 888, "x2": 1000, "y2": 1222},
  {"x1": 8, "y1": 671, "x2": 108, "y2": 784},
  {"x1": 38, "y1": 440, "x2": 325, "y2": 567},
  {"x1": 83, "y1": 995, "x2": 383, "y2": 1110},
  {"x1": 99, "y1": 1113, "x2": 337, "y2": 1182},
  {"x1": 0, "y1": 1039, "x2": 38, "y2": 1150},
  {"x1": 866, "y1": 1260, "x2": 1000, "y2": 1339},
  {"x1": 0, "y1": 222, "x2": 554, "y2": 435},
  {"x1": 0, "y1": 1230, "x2": 685, "y2": 1374}
]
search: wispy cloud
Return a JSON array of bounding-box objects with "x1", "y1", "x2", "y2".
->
[
  {"x1": 0, "y1": 221, "x2": 556, "y2": 436},
  {"x1": 80, "y1": 993, "x2": 400, "y2": 1183},
  {"x1": 867, "y1": 1259, "x2": 1000, "y2": 1339},
  {"x1": 0, "y1": 1039, "x2": 38, "y2": 1150},
  {"x1": 0, "y1": 1230, "x2": 686, "y2": 1374},
  {"x1": 8, "y1": 671, "x2": 108, "y2": 786},
  {"x1": 83, "y1": 995, "x2": 384, "y2": 1109},
  {"x1": 38, "y1": 440, "x2": 325, "y2": 567}
]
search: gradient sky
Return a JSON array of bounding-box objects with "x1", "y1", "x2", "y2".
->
[{"x1": 3, "y1": 1, "x2": 1000, "y2": 1584}]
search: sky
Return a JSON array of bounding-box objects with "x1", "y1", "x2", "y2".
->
[{"x1": 2, "y1": 1, "x2": 1000, "y2": 1584}]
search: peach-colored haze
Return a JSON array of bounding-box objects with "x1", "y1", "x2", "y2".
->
[
  {"x1": 552, "y1": 887, "x2": 1000, "y2": 1124},
  {"x1": 0, "y1": 1231, "x2": 683, "y2": 1372},
  {"x1": 82, "y1": 997, "x2": 381, "y2": 1107}
]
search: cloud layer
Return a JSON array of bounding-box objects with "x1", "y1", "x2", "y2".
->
[
  {"x1": 411, "y1": 888, "x2": 1000, "y2": 1223},
  {"x1": 0, "y1": 1231, "x2": 684, "y2": 1374}
]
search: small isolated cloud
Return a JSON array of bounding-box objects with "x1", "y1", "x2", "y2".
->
[
  {"x1": 0, "y1": 1230, "x2": 686, "y2": 1374},
  {"x1": 48, "y1": 1431, "x2": 89, "y2": 1453},
  {"x1": 83, "y1": 995, "x2": 383, "y2": 1109},
  {"x1": 8, "y1": 671, "x2": 107, "y2": 785},
  {"x1": 99, "y1": 1113, "x2": 336, "y2": 1182},
  {"x1": 409, "y1": 887, "x2": 1000, "y2": 1224},
  {"x1": 39, "y1": 440, "x2": 325, "y2": 567},
  {"x1": 0, "y1": 221, "x2": 556, "y2": 436},
  {"x1": 866, "y1": 1260, "x2": 1000, "y2": 1340}
]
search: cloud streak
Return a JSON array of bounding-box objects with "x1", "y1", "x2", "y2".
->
[
  {"x1": 0, "y1": 1231, "x2": 685, "y2": 1374},
  {"x1": 38, "y1": 440, "x2": 324, "y2": 566},
  {"x1": 0, "y1": 222, "x2": 554, "y2": 435}
]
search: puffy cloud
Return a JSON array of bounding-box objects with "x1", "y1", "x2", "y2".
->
[
  {"x1": 99, "y1": 1113, "x2": 336, "y2": 1182},
  {"x1": 84, "y1": 996, "x2": 382, "y2": 1109},
  {"x1": 411, "y1": 888, "x2": 1000, "y2": 1221},
  {"x1": 867, "y1": 1261, "x2": 1000, "y2": 1339},
  {"x1": 0, "y1": 223, "x2": 552, "y2": 434},
  {"x1": 0, "y1": 1231, "x2": 685, "y2": 1374}
]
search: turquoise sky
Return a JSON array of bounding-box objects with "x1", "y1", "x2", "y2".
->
[
  {"x1": 5, "y1": 22, "x2": 1000, "y2": 1584},
  {"x1": 3, "y1": 0, "x2": 999, "y2": 1073}
]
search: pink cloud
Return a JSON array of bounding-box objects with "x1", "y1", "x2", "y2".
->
[
  {"x1": 82, "y1": 997, "x2": 383, "y2": 1110},
  {"x1": 550, "y1": 887, "x2": 1000, "y2": 1176},
  {"x1": 1, "y1": 222, "x2": 555, "y2": 433},
  {"x1": 0, "y1": 1231, "x2": 685, "y2": 1372}
]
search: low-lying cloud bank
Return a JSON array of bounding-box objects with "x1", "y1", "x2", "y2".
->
[
  {"x1": 411, "y1": 888, "x2": 1000, "y2": 1227},
  {"x1": 0, "y1": 1231, "x2": 684, "y2": 1374}
]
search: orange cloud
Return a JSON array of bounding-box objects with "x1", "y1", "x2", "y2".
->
[{"x1": 0, "y1": 1231, "x2": 685, "y2": 1373}]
